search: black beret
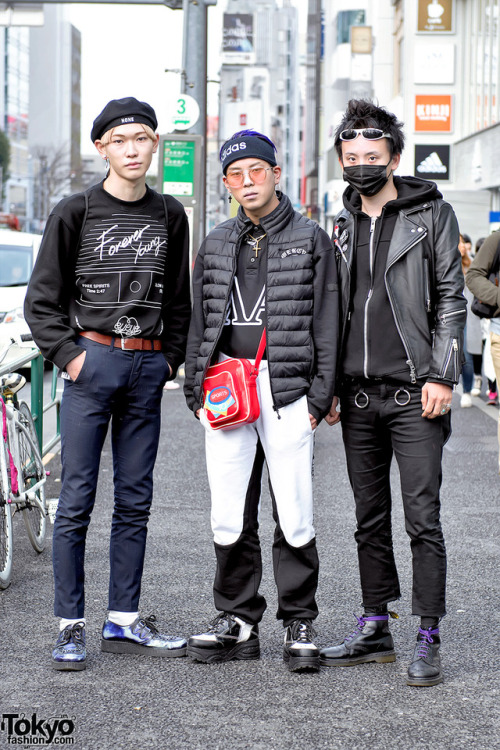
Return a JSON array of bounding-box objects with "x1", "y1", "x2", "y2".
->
[{"x1": 91, "y1": 97, "x2": 158, "y2": 142}]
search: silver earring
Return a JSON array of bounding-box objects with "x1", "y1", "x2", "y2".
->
[{"x1": 104, "y1": 157, "x2": 110, "y2": 171}]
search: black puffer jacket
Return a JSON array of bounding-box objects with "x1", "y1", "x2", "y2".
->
[{"x1": 184, "y1": 193, "x2": 338, "y2": 421}]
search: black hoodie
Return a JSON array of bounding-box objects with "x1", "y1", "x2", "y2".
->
[{"x1": 341, "y1": 176, "x2": 443, "y2": 382}]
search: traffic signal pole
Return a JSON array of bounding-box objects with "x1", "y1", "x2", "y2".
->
[{"x1": 182, "y1": 0, "x2": 210, "y2": 240}]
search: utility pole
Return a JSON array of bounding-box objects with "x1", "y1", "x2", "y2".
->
[{"x1": 181, "y1": 0, "x2": 217, "y2": 240}]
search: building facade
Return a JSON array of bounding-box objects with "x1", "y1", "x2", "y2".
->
[
  {"x1": 320, "y1": 0, "x2": 497, "y2": 243},
  {"x1": 0, "y1": 5, "x2": 81, "y2": 230},
  {"x1": 29, "y1": 4, "x2": 81, "y2": 227},
  {"x1": 218, "y1": 0, "x2": 301, "y2": 214}
]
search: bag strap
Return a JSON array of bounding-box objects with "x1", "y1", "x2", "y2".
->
[
  {"x1": 77, "y1": 189, "x2": 90, "y2": 249},
  {"x1": 253, "y1": 329, "x2": 267, "y2": 373}
]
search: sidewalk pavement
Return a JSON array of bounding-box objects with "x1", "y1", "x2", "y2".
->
[{"x1": 0, "y1": 382, "x2": 498, "y2": 750}]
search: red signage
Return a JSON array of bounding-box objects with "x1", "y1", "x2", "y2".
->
[{"x1": 415, "y1": 95, "x2": 452, "y2": 132}]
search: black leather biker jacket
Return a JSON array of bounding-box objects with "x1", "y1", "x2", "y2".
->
[{"x1": 334, "y1": 193, "x2": 466, "y2": 385}]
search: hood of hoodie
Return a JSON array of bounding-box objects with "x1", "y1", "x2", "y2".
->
[{"x1": 342, "y1": 175, "x2": 443, "y2": 216}]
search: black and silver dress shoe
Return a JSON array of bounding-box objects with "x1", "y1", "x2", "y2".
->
[
  {"x1": 283, "y1": 619, "x2": 320, "y2": 672},
  {"x1": 187, "y1": 612, "x2": 260, "y2": 663}
]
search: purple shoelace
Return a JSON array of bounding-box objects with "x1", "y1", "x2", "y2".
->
[
  {"x1": 345, "y1": 613, "x2": 388, "y2": 641},
  {"x1": 415, "y1": 626, "x2": 439, "y2": 659}
]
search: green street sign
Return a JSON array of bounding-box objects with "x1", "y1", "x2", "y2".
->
[{"x1": 162, "y1": 138, "x2": 196, "y2": 197}]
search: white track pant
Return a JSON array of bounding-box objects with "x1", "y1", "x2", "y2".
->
[{"x1": 200, "y1": 360, "x2": 315, "y2": 548}]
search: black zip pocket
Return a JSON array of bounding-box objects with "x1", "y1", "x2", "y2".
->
[{"x1": 423, "y1": 258, "x2": 431, "y2": 313}]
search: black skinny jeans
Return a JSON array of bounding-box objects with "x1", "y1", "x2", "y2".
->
[{"x1": 340, "y1": 381, "x2": 451, "y2": 618}]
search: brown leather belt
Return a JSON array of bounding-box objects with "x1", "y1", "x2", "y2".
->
[{"x1": 80, "y1": 331, "x2": 162, "y2": 351}]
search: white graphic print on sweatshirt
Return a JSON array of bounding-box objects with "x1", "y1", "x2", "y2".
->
[
  {"x1": 224, "y1": 277, "x2": 266, "y2": 326},
  {"x1": 75, "y1": 212, "x2": 168, "y2": 337}
]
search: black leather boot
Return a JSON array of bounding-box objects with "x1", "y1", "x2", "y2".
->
[
  {"x1": 406, "y1": 627, "x2": 443, "y2": 686},
  {"x1": 320, "y1": 613, "x2": 396, "y2": 666}
]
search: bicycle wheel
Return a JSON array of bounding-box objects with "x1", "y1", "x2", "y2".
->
[
  {"x1": 17, "y1": 401, "x2": 46, "y2": 553},
  {"x1": 0, "y1": 443, "x2": 13, "y2": 589}
]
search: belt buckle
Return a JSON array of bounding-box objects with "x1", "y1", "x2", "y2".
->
[{"x1": 120, "y1": 338, "x2": 126, "y2": 350}]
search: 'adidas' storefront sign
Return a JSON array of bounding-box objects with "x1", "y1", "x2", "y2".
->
[
  {"x1": 414, "y1": 145, "x2": 450, "y2": 181},
  {"x1": 417, "y1": 152, "x2": 447, "y2": 174}
]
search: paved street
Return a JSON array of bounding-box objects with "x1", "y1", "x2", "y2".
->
[{"x1": 0, "y1": 380, "x2": 498, "y2": 750}]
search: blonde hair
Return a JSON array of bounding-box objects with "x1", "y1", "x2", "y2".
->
[{"x1": 98, "y1": 123, "x2": 157, "y2": 145}]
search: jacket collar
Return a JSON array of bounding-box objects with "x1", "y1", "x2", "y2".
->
[{"x1": 235, "y1": 192, "x2": 294, "y2": 237}]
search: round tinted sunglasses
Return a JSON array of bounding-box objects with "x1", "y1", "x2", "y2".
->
[
  {"x1": 224, "y1": 167, "x2": 274, "y2": 188},
  {"x1": 339, "y1": 128, "x2": 392, "y2": 141}
]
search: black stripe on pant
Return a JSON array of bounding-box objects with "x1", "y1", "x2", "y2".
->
[{"x1": 213, "y1": 439, "x2": 319, "y2": 625}]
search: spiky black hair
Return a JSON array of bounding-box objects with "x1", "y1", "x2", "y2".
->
[{"x1": 334, "y1": 100, "x2": 405, "y2": 158}]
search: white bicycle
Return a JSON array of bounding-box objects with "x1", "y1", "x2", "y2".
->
[{"x1": 0, "y1": 335, "x2": 47, "y2": 589}]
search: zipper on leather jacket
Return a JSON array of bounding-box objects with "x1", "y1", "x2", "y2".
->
[
  {"x1": 440, "y1": 309, "x2": 466, "y2": 325},
  {"x1": 336, "y1": 217, "x2": 355, "y2": 360},
  {"x1": 441, "y1": 337, "x2": 459, "y2": 380},
  {"x1": 384, "y1": 230, "x2": 428, "y2": 384},
  {"x1": 423, "y1": 258, "x2": 431, "y2": 313},
  {"x1": 363, "y1": 217, "x2": 377, "y2": 378}
]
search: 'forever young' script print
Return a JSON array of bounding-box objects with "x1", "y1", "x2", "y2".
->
[{"x1": 74, "y1": 210, "x2": 168, "y2": 337}]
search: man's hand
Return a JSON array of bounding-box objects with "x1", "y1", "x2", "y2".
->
[
  {"x1": 421, "y1": 382, "x2": 453, "y2": 419},
  {"x1": 309, "y1": 414, "x2": 318, "y2": 431},
  {"x1": 324, "y1": 396, "x2": 341, "y2": 426},
  {"x1": 66, "y1": 351, "x2": 86, "y2": 382}
]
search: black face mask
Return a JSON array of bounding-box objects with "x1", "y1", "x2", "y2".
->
[{"x1": 342, "y1": 160, "x2": 392, "y2": 197}]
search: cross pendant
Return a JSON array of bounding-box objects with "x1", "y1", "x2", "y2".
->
[
  {"x1": 249, "y1": 233, "x2": 266, "y2": 257},
  {"x1": 253, "y1": 238, "x2": 263, "y2": 257}
]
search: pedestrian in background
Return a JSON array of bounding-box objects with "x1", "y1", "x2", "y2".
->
[
  {"x1": 184, "y1": 129, "x2": 338, "y2": 672},
  {"x1": 321, "y1": 99, "x2": 466, "y2": 687},
  {"x1": 470, "y1": 237, "x2": 498, "y2": 404},
  {"x1": 459, "y1": 232, "x2": 481, "y2": 408},
  {"x1": 25, "y1": 97, "x2": 191, "y2": 670},
  {"x1": 466, "y1": 230, "x2": 500, "y2": 472}
]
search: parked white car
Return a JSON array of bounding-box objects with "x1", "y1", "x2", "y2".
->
[{"x1": 0, "y1": 229, "x2": 42, "y2": 370}]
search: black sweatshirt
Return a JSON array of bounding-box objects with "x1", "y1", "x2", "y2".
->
[{"x1": 25, "y1": 182, "x2": 191, "y2": 374}]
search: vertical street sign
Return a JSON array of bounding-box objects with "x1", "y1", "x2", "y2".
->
[
  {"x1": 162, "y1": 138, "x2": 197, "y2": 196},
  {"x1": 159, "y1": 133, "x2": 203, "y2": 268}
]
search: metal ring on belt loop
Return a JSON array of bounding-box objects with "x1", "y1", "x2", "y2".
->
[
  {"x1": 394, "y1": 388, "x2": 411, "y2": 406},
  {"x1": 354, "y1": 389, "x2": 370, "y2": 409}
]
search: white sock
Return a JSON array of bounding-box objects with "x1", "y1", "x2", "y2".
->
[
  {"x1": 108, "y1": 610, "x2": 138, "y2": 627},
  {"x1": 59, "y1": 618, "x2": 85, "y2": 631}
]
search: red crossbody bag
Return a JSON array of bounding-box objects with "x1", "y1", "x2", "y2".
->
[{"x1": 202, "y1": 330, "x2": 267, "y2": 431}]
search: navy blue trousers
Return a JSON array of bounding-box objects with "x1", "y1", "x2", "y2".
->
[
  {"x1": 340, "y1": 381, "x2": 451, "y2": 618},
  {"x1": 53, "y1": 337, "x2": 170, "y2": 618}
]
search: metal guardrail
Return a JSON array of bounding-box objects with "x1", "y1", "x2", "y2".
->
[{"x1": 0, "y1": 348, "x2": 61, "y2": 457}]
